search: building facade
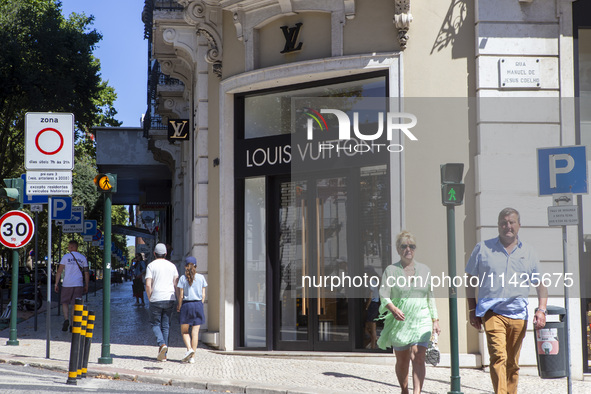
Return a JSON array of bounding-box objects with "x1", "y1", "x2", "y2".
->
[{"x1": 110, "y1": 0, "x2": 591, "y2": 376}]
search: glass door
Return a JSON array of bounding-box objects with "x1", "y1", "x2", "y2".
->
[{"x1": 275, "y1": 175, "x2": 350, "y2": 350}]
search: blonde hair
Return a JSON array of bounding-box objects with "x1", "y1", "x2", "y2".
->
[{"x1": 395, "y1": 230, "x2": 417, "y2": 250}]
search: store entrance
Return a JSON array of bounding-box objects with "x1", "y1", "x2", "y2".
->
[
  {"x1": 271, "y1": 167, "x2": 391, "y2": 351},
  {"x1": 272, "y1": 173, "x2": 352, "y2": 351}
]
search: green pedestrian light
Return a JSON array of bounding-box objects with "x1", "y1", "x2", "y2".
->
[
  {"x1": 441, "y1": 183, "x2": 464, "y2": 205},
  {"x1": 440, "y1": 164, "x2": 465, "y2": 206},
  {"x1": 448, "y1": 188, "x2": 456, "y2": 201}
]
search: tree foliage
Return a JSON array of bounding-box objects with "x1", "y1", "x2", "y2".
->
[
  {"x1": 0, "y1": 0, "x2": 129, "y2": 270},
  {"x1": 0, "y1": 0, "x2": 121, "y2": 180}
]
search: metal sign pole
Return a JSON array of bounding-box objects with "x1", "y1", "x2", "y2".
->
[
  {"x1": 46, "y1": 197, "x2": 52, "y2": 359},
  {"x1": 562, "y1": 225, "x2": 572, "y2": 394},
  {"x1": 34, "y1": 211, "x2": 38, "y2": 331}
]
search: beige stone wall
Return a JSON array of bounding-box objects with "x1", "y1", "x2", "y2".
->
[
  {"x1": 257, "y1": 12, "x2": 331, "y2": 69},
  {"x1": 343, "y1": 0, "x2": 398, "y2": 55},
  {"x1": 208, "y1": 69, "x2": 221, "y2": 332},
  {"x1": 401, "y1": 1, "x2": 477, "y2": 356},
  {"x1": 222, "y1": 10, "x2": 245, "y2": 79}
]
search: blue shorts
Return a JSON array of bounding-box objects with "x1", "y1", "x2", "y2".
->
[{"x1": 179, "y1": 300, "x2": 205, "y2": 326}]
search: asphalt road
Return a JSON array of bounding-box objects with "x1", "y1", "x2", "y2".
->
[{"x1": 0, "y1": 363, "x2": 235, "y2": 393}]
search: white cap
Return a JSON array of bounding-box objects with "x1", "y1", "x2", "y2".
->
[{"x1": 154, "y1": 243, "x2": 167, "y2": 255}]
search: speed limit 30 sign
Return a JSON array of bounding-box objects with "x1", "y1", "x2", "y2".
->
[{"x1": 0, "y1": 210, "x2": 35, "y2": 249}]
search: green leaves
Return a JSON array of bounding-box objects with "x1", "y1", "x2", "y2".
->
[{"x1": 0, "y1": 0, "x2": 120, "y2": 180}]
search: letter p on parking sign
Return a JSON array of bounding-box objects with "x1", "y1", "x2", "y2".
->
[{"x1": 538, "y1": 146, "x2": 588, "y2": 196}]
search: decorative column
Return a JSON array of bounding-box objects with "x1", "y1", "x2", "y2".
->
[{"x1": 394, "y1": 0, "x2": 413, "y2": 49}]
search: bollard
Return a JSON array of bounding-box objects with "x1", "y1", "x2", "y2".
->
[
  {"x1": 81, "y1": 311, "x2": 95, "y2": 378},
  {"x1": 66, "y1": 298, "x2": 84, "y2": 385},
  {"x1": 77, "y1": 306, "x2": 88, "y2": 379}
]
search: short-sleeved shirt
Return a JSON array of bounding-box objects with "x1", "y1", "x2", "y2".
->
[
  {"x1": 145, "y1": 258, "x2": 178, "y2": 302},
  {"x1": 59, "y1": 252, "x2": 88, "y2": 288},
  {"x1": 465, "y1": 236, "x2": 540, "y2": 320},
  {"x1": 177, "y1": 274, "x2": 208, "y2": 301}
]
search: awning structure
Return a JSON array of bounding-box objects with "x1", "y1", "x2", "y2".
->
[
  {"x1": 112, "y1": 225, "x2": 156, "y2": 239},
  {"x1": 94, "y1": 127, "x2": 172, "y2": 206}
]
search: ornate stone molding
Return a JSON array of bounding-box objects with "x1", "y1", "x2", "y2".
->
[
  {"x1": 181, "y1": 0, "x2": 223, "y2": 78},
  {"x1": 151, "y1": 138, "x2": 181, "y2": 173},
  {"x1": 394, "y1": 0, "x2": 412, "y2": 50},
  {"x1": 228, "y1": 0, "x2": 357, "y2": 41}
]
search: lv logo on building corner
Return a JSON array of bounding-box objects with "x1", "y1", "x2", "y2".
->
[
  {"x1": 280, "y1": 23, "x2": 303, "y2": 54},
  {"x1": 168, "y1": 119, "x2": 190, "y2": 141}
]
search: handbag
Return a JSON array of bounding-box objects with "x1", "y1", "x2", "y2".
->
[{"x1": 426, "y1": 333, "x2": 441, "y2": 366}]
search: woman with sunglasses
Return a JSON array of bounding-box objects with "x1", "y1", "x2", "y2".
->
[{"x1": 377, "y1": 230, "x2": 440, "y2": 394}]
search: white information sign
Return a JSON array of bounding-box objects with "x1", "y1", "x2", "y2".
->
[
  {"x1": 547, "y1": 205, "x2": 579, "y2": 226},
  {"x1": 25, "y1": 113, "x2": 74, "y2": 170},
  {"x1": 499, "y1": 58, "x2": 541, "y2": 89},
  {"x1": 26, "y1": 170, "x2": 72, "y2": 196},
  {"x1": 26, "y1": 170, "x2": 72, "y2": 183},
  {"x1": 27, "y1": 183, "x2": 73, "y2": 196},
  {"x1": 30, "y1": 204, "x2": 43, "y2": 212},
  {"x1": 63, "y1": 206, "x2": 84, "y2": 233}
]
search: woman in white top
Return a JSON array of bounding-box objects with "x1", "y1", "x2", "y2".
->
[{"x1": 176, "y1": 256, "x2": 208, "y2": 363}]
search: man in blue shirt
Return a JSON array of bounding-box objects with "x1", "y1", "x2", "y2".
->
[{"x1": 466, "y1": 207, "x2": 547, "y2": 394}]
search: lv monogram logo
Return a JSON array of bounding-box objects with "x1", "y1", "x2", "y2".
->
[
  {"x1": 280, "y1": 23, "x2": 303, "y2": 54},
  {"x1": 168, "y1": 120, "x2": 189, "y2": 140}
]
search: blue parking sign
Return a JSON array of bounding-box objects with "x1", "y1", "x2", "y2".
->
[
  {"x1": 538, "y1": 146, "x2": 588, "y2": 195},
  {"x1": 51, "y1": 196, "x2": 72, "y2": 220},
  {"x1": 21, "y1": 174, "x2": 48, "y2": 204}
]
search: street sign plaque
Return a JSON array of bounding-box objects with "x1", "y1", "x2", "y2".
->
[{"x1": 547, "y1": 205, "x2": 579, "y2": 226}]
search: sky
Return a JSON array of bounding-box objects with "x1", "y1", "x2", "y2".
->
[
  {"x1": 60, "y1": 1, "x2": 148, "y2": 246},
  {"x1": 60, "y1": 0, "x2": 148, "y2": 127}
]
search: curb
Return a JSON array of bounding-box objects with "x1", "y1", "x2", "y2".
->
[{"x1": 0, "y1": 355, "x2": 362, "y2": 394}]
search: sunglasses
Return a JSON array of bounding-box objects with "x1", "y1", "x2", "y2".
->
[{"x1": 399, "y1": 244, "x2": 416, "y2": 250}]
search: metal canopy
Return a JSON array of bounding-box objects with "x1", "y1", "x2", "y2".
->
[{"x1": 94, "y1": 127, "x2": 172, "y2": 206}]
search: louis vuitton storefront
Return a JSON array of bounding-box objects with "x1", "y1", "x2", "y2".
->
[
  {"x1": 231, "y1": 72, "x2": 399, "y2": 350},
  {"x1": 145, "y1": 0, "x2": 591, "y2": 376}
]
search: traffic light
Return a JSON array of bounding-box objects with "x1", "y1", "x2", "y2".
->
[
  {"x1": 440, "y1": 163, "x2": 464, "y2": 206},
  {"x1": 0, "y1": 178, "x2": 23, "y2": 208},
  {"x1": 94, "y1": 173, "x2": 117, "y2": 193}
]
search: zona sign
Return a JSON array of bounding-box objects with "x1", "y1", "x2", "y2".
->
[
  {"x1": 25, "y1": 112, "x2": 74, "y2": 171},
  {"x1": 0, "y1": 210, "x2": 35, "y2": 249}
]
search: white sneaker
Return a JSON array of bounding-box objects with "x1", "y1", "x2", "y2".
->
[
  {"x1": 189, "y1": 357, "x2": 195, "y2": 364},
  {"x1": 182, "y1": 350, "x2": 195, "y2": 362},
  {"x1": 157, "y1": 344, "x2": 168, "y2": 361}
]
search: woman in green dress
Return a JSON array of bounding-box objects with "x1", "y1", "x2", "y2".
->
[{"x1": 377, "y1": 230, "x2": 440, "y2": 394}]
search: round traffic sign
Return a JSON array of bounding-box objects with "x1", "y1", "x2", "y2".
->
[
  {"x1": 0, "y1": 210, "x2": 35, "y2": 249},
  {"x1": 35, "y1": 127, "x2": 64, "y2": 155}
]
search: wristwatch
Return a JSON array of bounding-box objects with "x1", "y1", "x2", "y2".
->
[{"x1": 535, "y1": 307, "x2": 547, "y2": 315}]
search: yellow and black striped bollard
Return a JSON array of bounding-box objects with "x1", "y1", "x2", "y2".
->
[
  {"x1": 81, "y1": 310, "x2": 95, "y2": 378},
  {"x1": 66, "y1": 298, "x2": 84, "y2": 385},
  {"x1": 77, "y1": 306, "x2": 88, "y2": 379}
]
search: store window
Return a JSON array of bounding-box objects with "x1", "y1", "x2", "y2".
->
[
  {"x1": 244, "y1": 177, "x2": 266, "y2": 347},
  {"x1": 237, "y1": 72, "x2": 393, "y2": 350},
  {"x1": 243, "y1": 77, "x2": 386, "y2": 139}
]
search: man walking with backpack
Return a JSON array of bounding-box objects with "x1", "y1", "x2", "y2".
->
[{"x1": 55, "y1": 240, "x2": 89, "y2": 332}]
